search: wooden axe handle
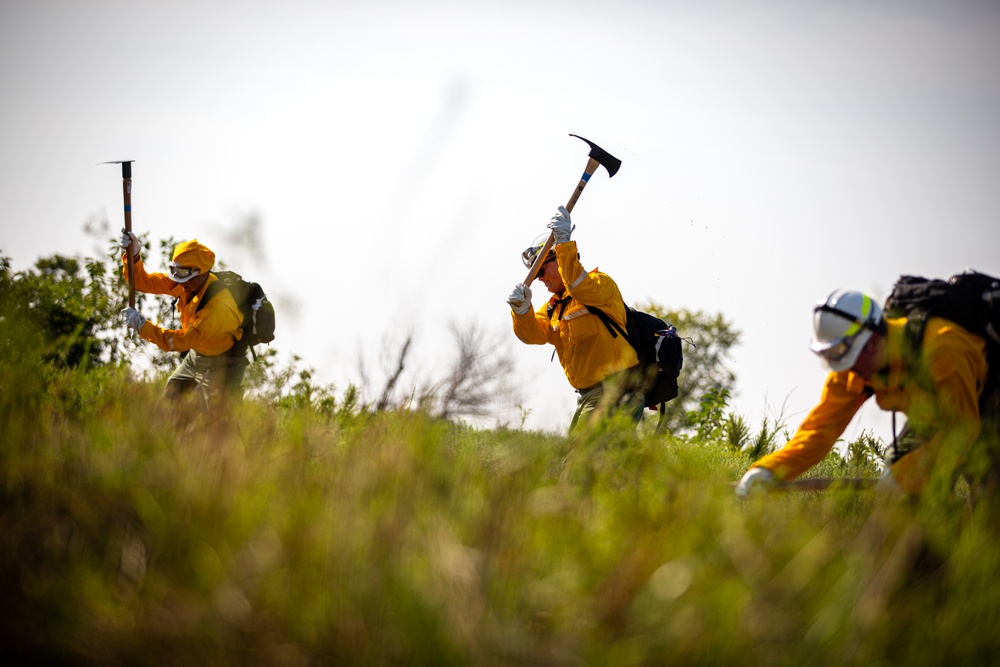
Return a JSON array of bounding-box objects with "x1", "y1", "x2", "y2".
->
[
  {"x1": 729, "y1": 477, "x2": 878, "y2": 494},
  {"x1": 771, "y1": 478, "x2": 879, "y2": 492},
  {"x1": 123, "y1": 173, "x2": 136, "y2": 309},
  {"x1": 522, "y1": 156, "x2": 600, "y2": 285}
]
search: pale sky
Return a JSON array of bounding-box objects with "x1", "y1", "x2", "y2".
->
[{"x1": 2, "y1": 0, "x2": 999, "y2": 439}]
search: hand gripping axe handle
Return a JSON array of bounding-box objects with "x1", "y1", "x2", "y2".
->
[
  {"x1": 100, "y1": 160, "x2": 136, "y2": 308},
  {"x1": 523, "y1": 134, "x2": 622, "y2": 285}
]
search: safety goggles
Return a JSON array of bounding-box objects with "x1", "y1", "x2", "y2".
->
[
  {"x1": 168, "y1": 262, "x2": 200, "y2": 283},
  {"x1": 521, "y1": 245, "x2": 541, "y2": 269},
  {"x1": 522, "y1": 237, "x2": 556, "y2": 269},
  {"x1": 811, "y1": 302, "x2": 875, "y2": 361},
  {"x1": 810, "y1": 332, "x2": 861, "y2": 363},
  {"x1": 537, "y1": 257, "x2": 557, "y2": 276}
]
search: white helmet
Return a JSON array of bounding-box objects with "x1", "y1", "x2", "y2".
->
[{"x1": 810, "y1": 289, "x2": 882, "y2": 372}]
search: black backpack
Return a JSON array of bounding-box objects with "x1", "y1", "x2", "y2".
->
[
  {"x1": 883, "y1": 269, "x2": 1000, "y2": 403},
  {"x1": 589, "y1": 304, "x2": 684, "y2": 411},
  {"x1": 197, "y1": 270, "x2": 275, "y2": 359}
]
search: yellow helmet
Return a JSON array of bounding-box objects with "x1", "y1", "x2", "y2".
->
[{"x1": 169, "y1": 239, "x2": 215, "y2": 283}]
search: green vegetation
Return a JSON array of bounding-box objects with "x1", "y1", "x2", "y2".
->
[
  {"x1": 4, "y1": 356, "x2": 1000, "y2": 665},
  {"x1": 3, "y1": 246, "x2": 1000, "y2": 664}
]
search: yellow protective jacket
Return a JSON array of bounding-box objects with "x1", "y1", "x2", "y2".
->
[
  {"x1": 752, "y1": 316, "x2": 988, "y2": 493},
  {"x1": 511, "y1": 240, "x2": 638, "y2": 390},
  {"x1": 123, "y1": 255, "x2": 243, "y2": 356}
]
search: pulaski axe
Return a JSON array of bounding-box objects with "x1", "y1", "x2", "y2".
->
[
  {"x1": 523, "y1": 134, "x2": 622, "y2": 285},
  {"x1": 100, "y1": 160, "x2": 136, "y2": 308}
]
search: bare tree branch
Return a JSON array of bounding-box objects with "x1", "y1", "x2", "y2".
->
[
  {"x1": 358, "y1": 321, "x2": 520, "y2": 424},
  {"x1": 420, "y1": 322, "x2": 519, "y2": 421},
  {"x1": 376, "y1": 335, "x2": 412, "y2": 412}
]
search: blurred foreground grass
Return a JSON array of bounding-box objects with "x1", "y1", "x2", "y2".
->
[{"x1": 2, "y1": 360, "x2": 1000, "y2": 666}]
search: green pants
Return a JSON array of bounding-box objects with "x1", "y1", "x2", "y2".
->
[
  {"x1": 568, "y1": 369, "x2": 646, "y2": 434},
  {"x1": 163, "y1": 348, "x2": 248, "y2": 409}
]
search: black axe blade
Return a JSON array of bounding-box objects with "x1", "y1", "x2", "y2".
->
[
  {"x1": 99, "y1": 160, "x2": 134, "y2": 178},
  {"x1": 568, "y1": 134, "x2": 621, "y2": 178}
]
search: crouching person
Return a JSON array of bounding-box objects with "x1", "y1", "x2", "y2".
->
[
  {"x1": 735, "y1": 288, "x2": 999, "y2": 502},
  {"x1": 119, "y1": 231, "x2": 247, "y2": 409}
]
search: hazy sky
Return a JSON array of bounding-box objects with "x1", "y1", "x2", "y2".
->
[{"x1": 3, "y1": 0, "x2": 999, "y2": 439}]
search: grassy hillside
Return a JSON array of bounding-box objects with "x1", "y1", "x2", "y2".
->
[{"x1": 2, "y1": 359, "x2": 999, "y2": 665}]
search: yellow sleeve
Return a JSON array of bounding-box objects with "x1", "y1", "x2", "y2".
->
[
  {"x1": 890, "y1": 321, "x2": 986, "y2": 493},
  {"x1": 139, "y1": 286, "x2": 243, "y2": 355},
  {"x1": 555, "y1": 241, "x2": 629, "y2": 328},
  {"x1": 123, "y1": 255, "x2": 180, "y2": 296},
  {"x1": 512, "y1": 302, "x2": 557, "y2": 346},
  {"x1": 752, "y1": 372, "x2": 871, "y2": 480}
]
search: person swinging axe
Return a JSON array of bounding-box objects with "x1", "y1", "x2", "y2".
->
[
  {"x1": 119, "y1": 232, "x2": 248, "y2": 410},
  {"x1": 507, "y1": 134, "x2": 643, "y2": 433}
]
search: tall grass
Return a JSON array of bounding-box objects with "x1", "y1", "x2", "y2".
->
[{"x1": 2, "y1": 357, "x2": 1000, "y2": 665}]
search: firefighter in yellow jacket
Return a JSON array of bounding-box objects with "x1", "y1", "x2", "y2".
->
[
  {"x1": 735, "y1": 289, "x2": 999, "y2": 499},
  {"x1": 119, "y1": 231, "x2": 246, "y2": 407},
  {"x1": 507, "y1": 206, "x2": 642, "y2": 433}
]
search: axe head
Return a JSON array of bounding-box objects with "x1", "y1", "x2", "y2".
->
[
  {"x1": 569, "y1": 134, "x2": 621, "y2": 178},
  {"x1": 99, "y1": 160, "x2": 135, "y2": 178}
]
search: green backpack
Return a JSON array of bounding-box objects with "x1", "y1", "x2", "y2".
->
[{"x1": 197, "y1": 270, "x2": 275, "y2": 359}]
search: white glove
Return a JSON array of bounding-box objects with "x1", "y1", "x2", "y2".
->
[
  {"x1": 507, "y1": 283, "x2": 532, "y2": 315},
  {"x1": 121, "y1": 307, "x2": 146, "y2": 332},
  {"x1": 120, "y1": 229, "x2": 141, "y2": 258},
  {"x1": 547, "y1": 206, "x2": 575, "y2": 244},
  {"x1": 735, "y1": 467, "x2": 776, "y2": 498}
]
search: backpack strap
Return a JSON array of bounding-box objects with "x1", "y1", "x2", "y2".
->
[
  {"x1": 192, "y1": 273, "x2": 246, "y2": 358},
  {"x1": 589, "y1": 305, "x2": 635, "y2": 351},
  {"x1": 546, "y1": 296, "x2": 572, "y2": 322},
  {"x1": 195, "y1": 273, "x2": 223, "y2": 314},
  {"x1": 899, "y1": 309, "x2": 933, "y2": 390}
]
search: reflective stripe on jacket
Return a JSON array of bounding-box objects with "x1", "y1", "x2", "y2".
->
[
  {"x1": 123, "y1": 255, "x2": 243, "y2": 356},
  {"x1": 752, "y1": 316, "x2": 988, "y2": 493},
  {"x1": 511, "y1": 241, "x2": 638, "y2": 389}
]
